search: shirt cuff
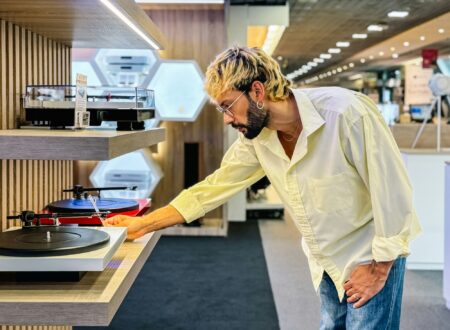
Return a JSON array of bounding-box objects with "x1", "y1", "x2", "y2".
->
[
  {"x1": 372, "y1": 235, "x2": 410, "y2": 262},
  {"x1": 169, "y1": 189, "x2": 206, "y2": 223}
]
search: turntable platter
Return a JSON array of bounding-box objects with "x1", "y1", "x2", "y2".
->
[
  {"x1": 47, "y1": 198, "x2": 139, "y2": 213},
  {"x1": 0, "y1": 227, "x2": 110, "y2": 255}
]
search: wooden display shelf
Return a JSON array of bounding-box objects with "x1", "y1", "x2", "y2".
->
[
  {"x1": 0, "y1": 0, "x2": 166, "y2": 49},
  {"x1": 0, "y1": 231, "x2": 160, "y2": 327},
  {"x1": 0, "y1": 128, "x2": 165, "y2": 160}
]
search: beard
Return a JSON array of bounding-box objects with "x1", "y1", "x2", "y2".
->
[{"x1": 232, "y1": 95, "x2": 270, "y2": 139}]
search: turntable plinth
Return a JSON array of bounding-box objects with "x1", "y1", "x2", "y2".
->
[{"x1": 0, "y1": 231, "x2": 160, "y2": 327}]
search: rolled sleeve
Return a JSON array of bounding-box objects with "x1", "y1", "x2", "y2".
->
[{"x1": 170, "y1": 189, "x2": 206, "y2": 223}]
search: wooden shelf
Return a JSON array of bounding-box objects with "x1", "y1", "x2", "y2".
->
[
  {"x1": 0, "y1": 0, "x2": 166, "y2": 49},
  {"x1": 0, "y1": 231, "x2": 160, "y2": 327},
  {"x1": 0, "y1": 128, "x2": 165, "y2": 160}
]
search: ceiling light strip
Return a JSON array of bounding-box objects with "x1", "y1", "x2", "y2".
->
[{"x1": 100, "y1": 0, "x2": 161, "y2": 49}]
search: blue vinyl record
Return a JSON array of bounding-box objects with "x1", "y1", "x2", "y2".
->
[{"x1": 47, "y1": 198, "x2": 139, "y2": 213}]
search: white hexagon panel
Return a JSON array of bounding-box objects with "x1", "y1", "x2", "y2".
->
[
  {"x1": 147, "y1": 60, "x2": 207, "y2": 121},
  {"x1": 90, "y1": 148, "x2": 163, "y2": 199},
  {"x1": 72, "y1": 61, "x2": 104, "y2": 86},
  {"x1": 94, "y1": 49, "x2": 159, "y2": 87}
]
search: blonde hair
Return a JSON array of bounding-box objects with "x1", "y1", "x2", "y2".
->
[{"x1": 205, "y1": 46, "x2": 291, "y2": 102}]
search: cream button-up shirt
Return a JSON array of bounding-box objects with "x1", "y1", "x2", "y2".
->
[{"x1": 170, "y1": 87, "x2": 421, "y2": 301}]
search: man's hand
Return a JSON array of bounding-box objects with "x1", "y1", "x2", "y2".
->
[
  {"x1": 343, "y1": 260, "x2": 394, "y2": 308},
  {"x1": 105, "y1": 215, "x2": 149, "y2": 240},
  {"x1": 104, "y1": 205, "x2": 186, "y2": 241}
]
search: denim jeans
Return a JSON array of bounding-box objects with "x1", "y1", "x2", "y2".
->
[{"x1": 319, "y1": 257, "x2": 406, "y2": 330}]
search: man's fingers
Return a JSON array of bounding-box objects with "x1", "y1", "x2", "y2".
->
[
  {"x1": 343, "y1": 281, "x2": 352, "y2": 291},
  {"x1": 347, "y1": 293, "x2": 361, "y2": 303},
  {"x1": 352, "y1": 297, "x2": 368, "y2": 308},
  {"x1": 346, "y1": 288, "x2": 357, "y2": 297}
]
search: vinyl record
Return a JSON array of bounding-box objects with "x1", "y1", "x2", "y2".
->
[
  {"x1": 47, "y1": 198, "x2": 139, "y2": 213},
  {"x1": 0, "y1": 226, "x2": 110, "y2": 255}
]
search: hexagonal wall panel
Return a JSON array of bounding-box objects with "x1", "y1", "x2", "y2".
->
[
  {"x1": 72, "y1": 61, "x2": 104, "y2": 86},
  {"x1": 90, "y1": 148, "x2": 163, "y2": 199},
  {"x1": 147, "y1": 60, "x2": 207, "y2": 122},
  {"x1": 94, "y1": 49, "x2": 159, "y2": 87}
]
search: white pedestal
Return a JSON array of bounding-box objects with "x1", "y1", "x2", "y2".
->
[
  {"x1": 0, "y1": 226, "x2": 126, "y2": 272},
  {"x1": 401, "y1": 150, "x2": 450, "y2": 270},
  {"x1": 444, "y1": 162, "x2": 450, "y2": 309}
]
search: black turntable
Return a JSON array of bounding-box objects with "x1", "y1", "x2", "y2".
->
[{"x1": 0, "y1": 211, "x2": 110, "y2": 256}]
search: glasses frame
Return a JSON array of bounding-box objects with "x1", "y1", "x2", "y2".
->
[{"x1": 216, "y1": 91, "x2": 245, "y2": 118}]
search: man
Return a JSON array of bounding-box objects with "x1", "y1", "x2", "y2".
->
[{"x1": 106, "y1": 46, "x2": 421, "y2": 329}]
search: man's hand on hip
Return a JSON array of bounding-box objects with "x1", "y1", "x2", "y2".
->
[{"x1": 343, "y1": 260, "x2": 394, "y2": 308}]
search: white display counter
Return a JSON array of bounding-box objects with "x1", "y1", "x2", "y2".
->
[
  {"x1": 444, "y1": 162, "x2": 450, "y2": 309},
  {"x1": 401, "y1": 149, "x2": 450, "y2": 270}
]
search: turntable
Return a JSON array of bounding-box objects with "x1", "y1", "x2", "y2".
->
[
  {"x1": 43, "y1": 184, "x2": 151, "y2": 225},
  {"x1": 0, "y1": 211, "x2": 127, "y2": 281},
  {"x1": 23, "y1": 85, "x2": 155, "y2": 131}
]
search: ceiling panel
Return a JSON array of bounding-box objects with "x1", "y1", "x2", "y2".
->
[{"x1": 274, "y1": 0, "x2": 450, "y2": 78}]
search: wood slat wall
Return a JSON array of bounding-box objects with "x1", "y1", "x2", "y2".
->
[{"x1": 0, "y1": 19, "x2": 72, "y2": 329}]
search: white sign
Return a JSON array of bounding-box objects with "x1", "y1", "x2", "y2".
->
[
  {"x1": 404, "y1": 64, "x2": 434, "y2": 106},
  {"x1": 74, "y1": 73, "x2": 89, "y2": 128}
]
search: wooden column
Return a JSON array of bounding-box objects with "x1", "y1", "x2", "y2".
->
[{"x1": 146, "y1": 7, "x2": 227, "y2": 220}]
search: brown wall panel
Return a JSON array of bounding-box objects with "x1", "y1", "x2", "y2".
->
[
  {"x1": 146, "y1": 9, "x2": 227, "y2": 219},
  {"x1": 0, "y1": 18, "x2": 73, "y2": 262}
]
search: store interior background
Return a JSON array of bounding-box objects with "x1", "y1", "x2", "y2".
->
[{"x1": 1, "y1": 0, "x2": 450, "y2": 329}]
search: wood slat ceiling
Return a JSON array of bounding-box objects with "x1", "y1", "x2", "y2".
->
[{"x1": 266, "y1": 0, "x2": 450, "y2": 77}]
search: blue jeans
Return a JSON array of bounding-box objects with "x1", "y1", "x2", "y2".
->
[{"x1": 319, "y1": 257, "x2": 406, "y2": 330}]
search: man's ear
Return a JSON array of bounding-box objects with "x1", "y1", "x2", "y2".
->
[{"x1": 251, "y1": 80, "x2": 265, "y2": 101}]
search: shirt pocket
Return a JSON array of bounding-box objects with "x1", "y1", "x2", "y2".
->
[{"x1": 307, "y1": 172, "x2": 354, "y2": 214}]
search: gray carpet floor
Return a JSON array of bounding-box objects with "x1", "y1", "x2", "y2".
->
[{"x1": 76, "y1": 221, "x2": 279, "y2": 330}]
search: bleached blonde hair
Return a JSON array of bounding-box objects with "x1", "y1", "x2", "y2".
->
[{"x1": 205, "y1": 46, "x2": 291, "y2": 102}]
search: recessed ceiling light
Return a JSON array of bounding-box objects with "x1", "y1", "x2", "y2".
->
[
  {"x1": 369, "y1": 55, "x2": 374, "y2": 60},
  {"x1": 367, "y1": 24, "x2": 384, "y2": 32},
  {"x1": 352, "y1": 34, "x2": 368, "y2": 39},
  {"x1": 379, "y1": 51, "x2": 384, "y2": 56},
  {"x1": 387, "y1": 11, "x2": 409, "y2": 18},
  {"x1": 392, "y1": 53, "x2": 399, "y2": 59},
  {"x1": 420, "y1": 36, "x2": 426, "y2": 41},
  {"x1": 403, "y1": 41, "x2": 410, "y2": 47},
  {"x1": 360, "y1": 58, "x2": 366, "y2": 63},
  {"x1": 349, "y1": 62, "x2": 354, "y2": 68},
  {"x1": 320, "y1": 53, "x2": 332, "y2": 59},
  {"x1": 277, "y1": 56, "x2": 283, "y2": 61},
  {"x1": 336, "y1": 41, "x2": 350, "y2": 47},
  {"x1": 332, "y1": 69, "x2": 337, "y2": 74},
  {"x1": 308, "y1": 61, "x2": 318, "y2": 67},
  {"x1": 327, "y1": 72, "x2": 332, "y2": 76},
  {"x1": 343, "y1": 65, "x2": 348, "y2": 70},
  {"x1": 314, "y1": 58, "x2": 325, "y2": 63},
  {"x1": 438, "y1": 28, "x2": 445, "y2": 34},
  {"x1": 337, "y1": 67, "x2": 343, "y2": 72},
  {"x1": 390, "y1": 46, "x2": 396, "y2": 51},
  {"x1": 328, "y1": 48, "x2": 341, "y2": 53}
]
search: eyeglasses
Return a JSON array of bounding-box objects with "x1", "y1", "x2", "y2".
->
[{"x1": 216, "y1": 91, "x2": 245, "y2": 118}]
